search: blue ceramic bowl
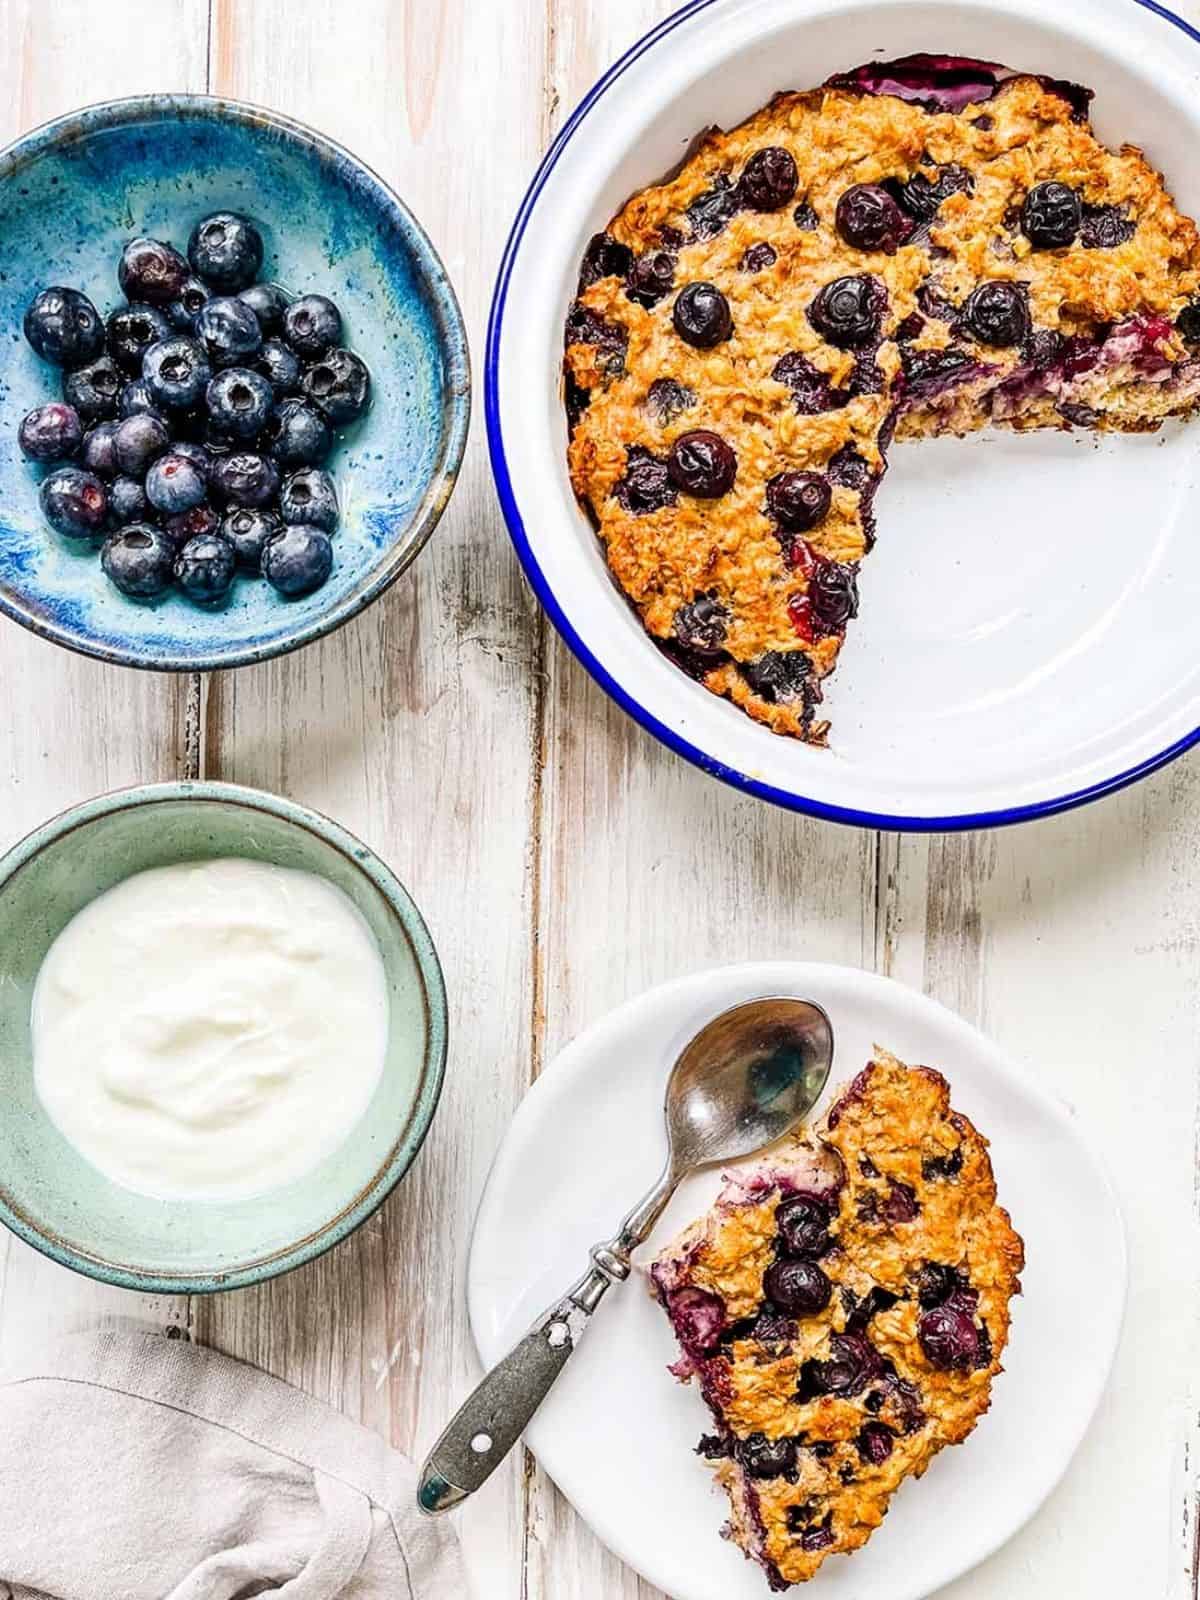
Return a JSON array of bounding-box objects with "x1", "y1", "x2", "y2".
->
[
  {"x1": 0, "y1": 96, "x2": 469, "y2": 670},
  {"x1": 0, "y1": 782, "x2": 448, "y2": 1293}
]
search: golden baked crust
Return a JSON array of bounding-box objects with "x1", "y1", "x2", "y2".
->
[
  {"x1": 565, "y1": 63, "x2": 1200, "y2": 741},
  {"x1": 650, "y1": 1049, "x2": 1025, "y2": 1589}
]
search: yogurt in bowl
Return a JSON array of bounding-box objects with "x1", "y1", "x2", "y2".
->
[
  {"x1": 32, "y1": 858, "x2": 390, "y2": 1203},
  {"x1": 0, "y1": 782, "x2": 446, "y2": 1294}
]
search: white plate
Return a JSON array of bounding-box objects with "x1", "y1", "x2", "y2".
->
[
  {"x1": 487, "y1": 0, "x2": 1200, "y2": 827},
  {"x1": 468, "y1": 963, "x2": 1125, "y2": 1600}
]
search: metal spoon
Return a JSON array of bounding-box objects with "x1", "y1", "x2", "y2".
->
[{"x1": 417, "y1": 995, "x2": 834, "y2": 1515}]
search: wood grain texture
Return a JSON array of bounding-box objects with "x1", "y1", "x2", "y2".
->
[
  {"x1": 0, "y1": 0, "x2": 208, "y2": 1368},
  {"x1": 2, "y1": 0, "x2": 1200, "y2": 1596},
  {"x1": 193, "y1": 2, "x2": 548, "y2": 1591}
]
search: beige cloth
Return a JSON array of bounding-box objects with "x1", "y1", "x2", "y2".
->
[{"x1": 0, "y1": 1326, "x2": 468, "y2": 1600}]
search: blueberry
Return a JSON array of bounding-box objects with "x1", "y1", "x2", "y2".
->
[
  {"x1": 667, "y1": 429, "x2": 736, "y2": 497},
  {"x1": 674, "y1": 592, "x2": 728, "y2": 654},
  {"x1": 960, "y1": 281, "x2": 1030, "y2": 346},
  {"x1": 209, "y1": 450, "x2": 280, "y2": 507},
  {"x1": 81, "y1": 421, "x2": 121, "y2": 478},
  {"x1": 196, "y1": 297, "x2": 263, "y2": 368},
  {"x1": 836, "y1": 184, "x2": 911, "y2": 253},
  {"x1": 143, "y1": 337, "x2": 213, "y2": 411},
  {"x1": 666, "y1": 1286, "x2": 728, "y2": 1355},
  {"x1": 896, "y1": 163, "x2": 973, "y2": 221},
  {"x1": 626, "y1": 251, "x2": 676, "y2": 307},
  {"x1": 19, "y1": 402, "x2": 83, "y2": 462},
  {"x1": 174, "y1": 532, "x2": 236, "y2": 603},
  {"x1": 114, "y1": 413, "x2": 171, "y2": 478},
  {"x1": 1080, "y1": 204, "x2": 1136, "y2": 250},
  {"x1": 564, "y1": 303, "x2": 628, "y2": 377},
  {"x1": 856, "y1": 1423, "x2": 894, "y2": 1466},
  {"x1": 776, "y1": 1194, "x2": 832, "y2": 1258},
  {"x1": 793, "y1": 201, "x2": 819, "y2": 231},
  {"x1": 742, "y1": 651, "x2": 812, "y2": 705},
  {"x1": 40, "y1": 467, "x2": 107, "y2": 538},
  {"x1": 282, "y1": 294, "x2": 342, "y2": 360},
  {"x1": 808, "y1": 559, "x2": 859, "y2": 632},
  {"x1": 763, "y1": 1258, "x2": 831, "y2": 1316},
  {"x1": 644, "y1": 377, "x2": 695, "y2": 425},
  {"x1": 169, "y1": 441, "x2": 211, "y2": 478},
  {"x1": 238, "y1": 281, "x2": 290, "y2": 333},
  {"x1": 164, "y1": 275, "x2": 211, "y2": 332},
  {"x1": 24, "y1": 287, "x2": 104, "y2": 367},
  {"x1": 738, "y1": 146, "x2": 799, "y2": 211},
  {"x1": 766, "y1": 471, "x2": 830, "y2": 532},
  {"x1": 918, "y1": 1305, "x2": 982, "y2": 1371},
  {"x1": 737, "y1": 1432, "x2": 797, "y2": 1481},
  {"x1": 301, "y1": 347, "x2": 371, "y2": 425},
  {"x1": 118, "y1": 238, "x2": 191, "y2": 306},
  {"x1": 280, "y1": 467, "x2": 339, "y2": 532},
  {"x1": 206, "y1": 366, "x2": 274, "y2": 439},
  {"x1": 106, "y1": 304, "x2": 172, "y2": 372},
  {"x1": 577, "y1": 232, "x2": 633, "y2": 290},
  {"x1": 118, "y1": 379, "x2": 163, "y2": 420},
  {"x1": 101, "y1": 523, "x2": 176, "y2": 598},
  {"x1": 188, "y1": 212, "x2": 264, "y2": 291},
  {"x1": 145, "y1": 453, "x2": 207, "y2": 515},
  {"x1": 1021, "y1": 181, "x2": 1081, "y2": 249},
  {"x1": 772, "y1": 352, "x2": 844, "y2": 415},
  {"x1": 222, "y1": 506, "x2": 282, "y2": 570},
  {"x1": 263, "y1": 398, "x2": 332, "y2": 466},
  {"x1": 921, "y1": 1147, "x2": 964, "y2": 1181},
  {"x1": 807, "y1": 274, "x2": 887, "y2": 348},
  {"x1": 62, "y1": 355, "x2": 122, "y2": 423},
  {"x1": 614, "y1": 447, "x2": 676, "y2": 515},
  {"x1": 255, "y1": 338, "x2": 302, "y2": 396},
  {"x1": 801, "y1": 1333, "x2": 881, "y2": 1399},
  {"x1": 798, "y1": 1519, "x2": 835, "y2": 1554},
  {"x1": 164, "y1": 504, "x2": 220, "y2": 548},
  {"x1": 686, "y1": 175, "x2": 740, "y2": 241},
  {"x1": 261, "y1": 523, "x2": 333, "y2": 596},
  {"x1": 914, "y1": 1263, "x2": 966, "y2": 1309},
  {"x1": 107, "y1": 474, "x2": 149, "y2": 526},
  {"x1": 672, "y1": 282, "x2": 733, "y2": 348},
  {"x1": 740, "y1": 242, "x2": 777, "y2": 272}
]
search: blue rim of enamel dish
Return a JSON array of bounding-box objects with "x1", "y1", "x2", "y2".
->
[{"x1": 486, "y1": 0, "x2": 1200, "y2": 832}]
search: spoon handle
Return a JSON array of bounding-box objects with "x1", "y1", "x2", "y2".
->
[{"x1": 418, "y1": 1169, "x2": 677, "y2": 1514}]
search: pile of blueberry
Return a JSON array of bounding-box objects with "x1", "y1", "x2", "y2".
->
[{"x1": 18, "y1": 212, "x2": 370, "y2": 604}]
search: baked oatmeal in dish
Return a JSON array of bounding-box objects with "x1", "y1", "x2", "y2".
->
[
  {"x1": 564, "y1": 55, "x2": 1200, "y2": 741},
  {"x1": 650, "y1": 1049, "x2": 1024, "y2": 1589}
]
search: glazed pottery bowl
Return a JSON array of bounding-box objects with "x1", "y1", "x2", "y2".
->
[
  {"x1": 488, "y1": 0, "x2": 1200, "y2": 828},
  {"x1": 0, "y1": 782, "x2": 447, "y2": 1293},
  {"x1": 0, "y1": 95, "x2": 469, "y2": 671}
]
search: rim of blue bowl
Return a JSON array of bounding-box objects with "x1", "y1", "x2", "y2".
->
[
  {"x1": 0, "y1": 93, "x2": 471, "y2": 674},
  {"x1": 0, "y1": 779, "x2": 449, "y2": 1294},
  {"x1": 485, "y1": 0, "x2": 1200, "y2": 834}
]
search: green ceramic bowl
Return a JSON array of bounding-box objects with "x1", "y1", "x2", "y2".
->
[{"x1": 0, "y1": 781, "x2": 447, "y2": 1293}]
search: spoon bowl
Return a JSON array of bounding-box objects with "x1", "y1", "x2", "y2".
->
[{"x1": 665, "y1": 997, "x2": 834, "y2": 1173}]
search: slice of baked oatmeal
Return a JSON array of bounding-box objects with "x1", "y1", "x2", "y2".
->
[
  {"x1": 565, "y1": 56, "x2": 1200, "y2": 741},
  {"x1": 650, "y1": 1048, "x2": 1024, "y2": 1589}
]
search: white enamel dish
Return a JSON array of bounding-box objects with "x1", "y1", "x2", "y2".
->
[
  {"x1": 468, "y1": 963, "x2": 1125, "y2": 1600},
  {"x1": 486, "y1": 0, "x2": 1200, "y2": 828}
]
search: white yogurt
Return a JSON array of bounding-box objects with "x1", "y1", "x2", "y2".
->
[{"x1": 31, "y1": 857, "x2": 389, "y2": 1202}]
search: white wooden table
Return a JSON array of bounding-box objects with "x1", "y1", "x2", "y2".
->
[{"x1": 1, "y1": 2, "x2": 1197, "y2": 1595}]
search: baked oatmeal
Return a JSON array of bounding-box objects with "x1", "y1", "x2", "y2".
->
[
  {"x1": 651, "y1": 1048, "x2": 1024, "y2": 1588},
  {"x1": 564, "y1": 55, "x2": 1200, "y2": 740}
]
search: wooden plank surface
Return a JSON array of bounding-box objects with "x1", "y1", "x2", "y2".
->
[
  {"x1": 0, "y1": 0, "x2": 206, "y2": 1367},
  {"x1": 1, "y1": 1, "x2": 1198, "y2": 1597}
]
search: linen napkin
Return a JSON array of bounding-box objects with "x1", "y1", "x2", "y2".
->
[{"x1": 0, "y1": 1324, "x2": 468, "y2": 1600}]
